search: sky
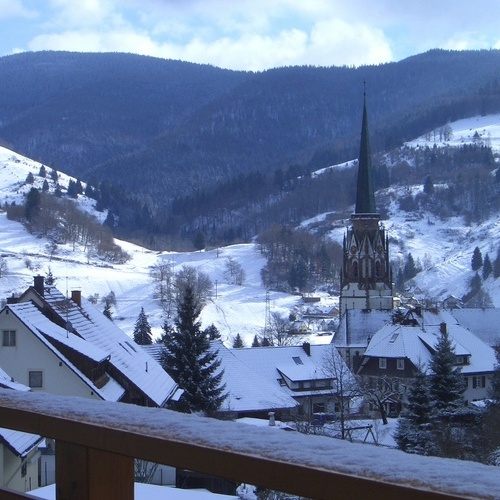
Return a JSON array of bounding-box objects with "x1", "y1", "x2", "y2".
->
[{"x1": 1, "y1": 0, "x2": 500, "y2": 71}]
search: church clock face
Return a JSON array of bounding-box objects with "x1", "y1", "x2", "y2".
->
[{"x1": 351, "y1": 246, "x2": 357, "y2": 254}]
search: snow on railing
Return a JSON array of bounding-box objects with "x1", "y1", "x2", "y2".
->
[{"x1": 0, "y1": 389, "x2": 497, "y2": 499}]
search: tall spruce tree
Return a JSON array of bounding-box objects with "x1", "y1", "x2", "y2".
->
[
  {"x1": 161, "y1": 285, "x2": 226, "y2": 414},
  {"x1": 471, "y1": 246, "x2": 483, "y2": 271},
  {"x1": 429, "y1": 325, "x2": 465, "y2": 412},
  {"x1": 232, "y1": 333, "x2": 244, "y2": 348},
  {"x1": 394, "y1": 372, "x2": 435, "y2": 455},
  {"x1": 133, "y1": 307, "x2": 153, "y2": 345},
  {"x1": 483, "y1": 253, "x2": 493, "y2": 279},
  {"x1": 489, "y1": 346, "x2": 500, "y2": 405}
]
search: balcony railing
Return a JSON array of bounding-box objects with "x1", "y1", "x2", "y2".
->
[{"x1": 0, "y1": 389, "x2": 497, "y2": 499}]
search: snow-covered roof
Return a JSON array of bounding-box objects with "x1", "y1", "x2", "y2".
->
[
  {"x1": 6, "y1": 302, "x2": 126, "y2": 402},
  {"x1": 0, "y1": 365, "x2": 30, "y2": 392},
  {"x1": 143, "y1": 342, "x2": 298, "y2": 413},
  {"x1": 450, "y1": 308, "x2": 500, "y2": 347},
  {"x1": 333, "y1": 309, "x2": 391, "y2": 348},
  {"x1": 0, "y1": 427, "x2": 42, "y2": 457},
  {"x1": 363, "y1": 309, "x2": 497, "y2": 374},
  {"x1": 30, "y1": 286, "x2": 178, "y2": 406},
  {"x1": 231, "y1": 344, "x2": 346, "y2": 398},
  {"x1": 8, "y1": 302, "x2": 108, "y2": 363}
]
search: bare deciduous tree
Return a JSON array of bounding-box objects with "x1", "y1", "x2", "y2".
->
[
  {"x1": 259, "y1": 312, "x2": 303, "y2": 346},
  {"x1": 321, "y1": 346, "x2": 361, "y2": 439},
  {"x1": 150, "y1": 259, "x2": 175, "y2": 315}
]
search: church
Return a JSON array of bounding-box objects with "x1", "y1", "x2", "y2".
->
[{"x1": 333, "y1": 92, "x2": 498, "y2": 409}]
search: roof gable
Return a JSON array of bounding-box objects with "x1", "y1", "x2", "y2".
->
[{"x1": 28, "y1": 286, "x2": 177, "y2": 406}]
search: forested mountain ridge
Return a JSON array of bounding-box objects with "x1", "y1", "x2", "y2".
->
[{"x1": 1, "y1": 49, "x2": 500, "y2": 249}]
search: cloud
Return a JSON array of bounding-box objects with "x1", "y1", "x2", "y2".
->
[
  {"x1": 11, "y1": 0, "x2": 500, "y2": 70},
  {"x1": 0, "y1": 0, "x2": 37, "y2": 19}
]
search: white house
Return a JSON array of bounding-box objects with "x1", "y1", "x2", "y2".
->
[
  {"x1": 0, "y1": 369, "x2": 42, "y2": 494},
  {"x1": 357, "y1": 308, "x2": 497, "y2": 405},
  {"x1": 230, "y1": 343, "x2": 355, "y2": 419},
  {"x1": 1, "y1": 276, "x2": 180, "y2": 406},
  {"x1": 144, "y1": 341, "x2": 299, "y2": 420}
]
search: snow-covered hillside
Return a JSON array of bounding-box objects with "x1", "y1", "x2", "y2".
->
[
  {"x1": 2, "y1": 113, "x2": 500, "y2": 345},
  {"x1": 316, "y1": 114, "x2": 500, "y2": 306}
]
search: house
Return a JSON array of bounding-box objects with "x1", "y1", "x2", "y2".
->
[
  {"x1": 144, "y1": 341, "x2": 299, "y2": 420},
  {"x1": 0, "y1": 368, "x2": 43, "y2": 494},
  {"x1": 230, "y1": 343, "x2": 356, "y2": 419},
  {"x1": 357, "y1": 309, "x2": 497, "y2": 406},
  {"x1": 1, "y1": 276, "x2": 179, "y2": 407},
  {"x1": 442, "y1": 295, "x2": 463, "y2": 309}
]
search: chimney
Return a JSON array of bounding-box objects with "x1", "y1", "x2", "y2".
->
[
  {"x1": 440, "y1": 322, "x2": 447, "y2": 334},
  {"x1": 268, "y1": 412, "x2": 276, "y2": 426},
  {"x1": 34, "y1": 276, "x2": 44, "y2": 297},
  {"x1": 7, "y1": 294, "x2": 18, "y2": 304},
  {"x1": 71, "y1": 290, "x2": 82, "y2": 307},
  {"x1": 302, "y1": 342, "x2": 311, "y2": 356}
]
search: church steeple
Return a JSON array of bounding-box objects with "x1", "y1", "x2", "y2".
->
[
  {"x1": 355, "y1": 90, "x2": 376, "y2": 215},
  {"x1": 339, "y1": 87, "x2": 393, "y2": 315}
]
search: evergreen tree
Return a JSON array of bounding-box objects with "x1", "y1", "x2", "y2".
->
[
  {"x1": 471, "y1": 246, "x2": 483, "y2": 271},
  {"x1": 133, "y1": 307, "x2": 153, "y2": 345},
  {"x1": 39, "y1": 165, "x2": 46, "y2": 177},
  {"x1": 50, "y1": 169, "x2": 58, "y2": 182},
  {"x1": 423, "y1": 175, "x2": 434, "y2": 195},
  {"x1": 67, "y1": 179, "x2": 78, "y2": 198},
  {"x1": 489, "y1": 346, "x2": 500, "y2": 405},
  {"x1": 204, "y1": 323, "x2": 221, "y2": 340},
  {"x1": 261, "y1": 337, "x2": 271, "y2": 347},
  {"x1": 403, "y1": 253, "x2": 417, "y2": 281},
  {"x1": 494, "y1": 250, "x2": 500, "y2": 279},
  {"x1": 252, "y1": 335, "x2": 261, "y2": 347},
  {"x1": 193, "y1": 231, "x2": 206, "y2": 251},
  {"x1": 25, "y1": 187, "x2": 41, "y2": 222},
  {"x1": 483, "y1": 253, "x2": 493, "y2": 279},
  {"x1": 429, "y1": 326, "x2": 465, "y2": 412},
  {"x1": 161, "y1": 285, "x2": 226, "y2": 414},
  {"x1": 45, "y1": 267, "x2": 55, "y2": 285},
  {"x1": 42, "y1": 179, "x2": 49, "y2": 192},
  {"x1": 394, "y1": 372, "x2": 435, "y2": 455},
  {"x1": 25, "y1": 172, "x2": 34, "y2": 184},
  {"x1": 232, "y1": 333, "x2": 244, "y2": 348}
]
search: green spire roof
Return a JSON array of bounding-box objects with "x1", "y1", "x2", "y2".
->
[{"x1": 355, "y1": 93, "x2": 377, "y2": 214}]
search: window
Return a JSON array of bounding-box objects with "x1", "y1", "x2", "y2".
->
[
  {"x1": 313, "y1": 402, "x2": 325, "y2": 413},
  {"x1": 29, "y1": 370, "x2": 43, "y2": 388},
  {"x1": 2, "y1": 330, "x2": 16, "y2": 347},
  {"x1": 472, "y1": 376, "x2": 486, "y2": 389},
  {"x1": 292, "y1": 356, "x2": 303, "y2": 365},
  {"x1": 378, "y1": 358, "x2": 387, "y2": 369},
  {"x1": 397, "y1": 359, "x2": 405, "y2": 370}
]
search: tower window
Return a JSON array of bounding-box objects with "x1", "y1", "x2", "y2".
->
[{"x1": 352, "y1": 261, "x2": 358, "y2": 279}]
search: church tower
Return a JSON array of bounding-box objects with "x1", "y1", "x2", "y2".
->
[{"x1": 339, "y1": 92, "x2": 393, "y2": 315}]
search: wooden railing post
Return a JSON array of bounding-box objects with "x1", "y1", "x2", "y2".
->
[{"x1": 56, "y1": 441, "x2": 133, "y2": 500}]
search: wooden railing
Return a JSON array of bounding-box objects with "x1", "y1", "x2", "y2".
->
[{"x1": 0, "y1": 390, "x2": 495, "y2": 499}]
